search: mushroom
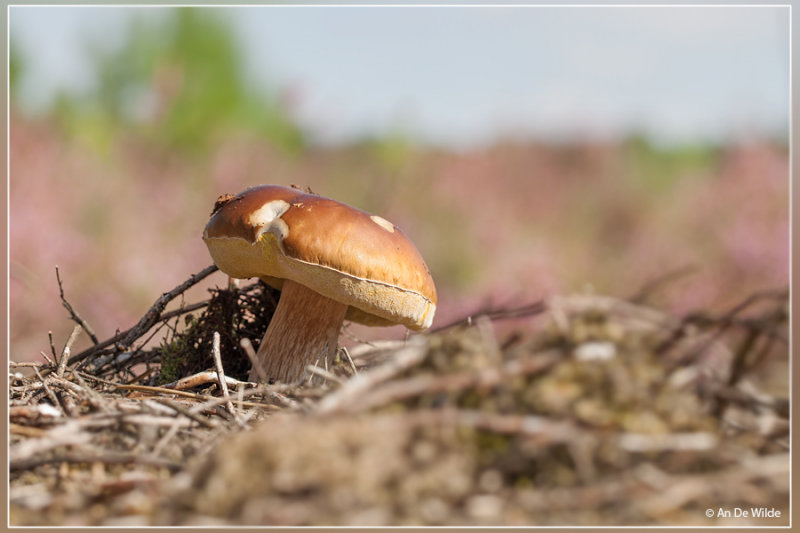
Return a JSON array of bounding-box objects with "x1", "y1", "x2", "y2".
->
[{"x1": 202, "y1": 185, "x2": 437, "y2": 383}]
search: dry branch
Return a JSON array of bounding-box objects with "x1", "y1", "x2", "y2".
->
[
  {"x1": 315, "y1": 336, "x2": 429, "y2": 414},
  {"x1": 164, "y1": 371, "x2": 250, "y2": 391},
  {"x1": 56, "y1": 265, "x2": 99, "y2": 344},
  {"x1": 211, "y1": 331, "x2": 241, "y2": 425},
  {"x1": 430, "y1": 300, "x2": 546, "y2": 333},
  {"x1": 61, "y1": 264, "x2": 219, "y2": 371},
  {"x1": 57, "y1": 325, "x2": 81, "y2": 377},
  {"x1": 341, "y1": 350, "x2": 561, "y2": 414},
  {"x1": 240, "y1": 337, "x2": 266, "y2": 382}
]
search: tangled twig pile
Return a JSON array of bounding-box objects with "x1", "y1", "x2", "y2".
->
[{"x1": 9, "y1": 268, "x2": 789, "y2": 526}]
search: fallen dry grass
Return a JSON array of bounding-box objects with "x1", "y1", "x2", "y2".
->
[{"x1": 8, "y1": 270, "x2": 789, "y2": 527}]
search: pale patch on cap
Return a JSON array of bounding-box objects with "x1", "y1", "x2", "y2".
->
[
  {"x1": 248, "y1": 199, "x2": 290, "y2": 228},
  {"x1": 249, "y1": 200, "x2": 291, "y2": 242},
  {"x1": 370, "y1": 215, "x2": 395, "y2": 233}
]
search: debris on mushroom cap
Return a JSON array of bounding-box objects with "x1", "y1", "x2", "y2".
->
[
  {"x1": 211, "y1": 193, "x2": 236, "y2": 216},
  {"x1": 290, "y1": 183, "x2": 315, "y2": 194},
  {"x1": 203, "y1": 185, "x2": 437, "y2": 330}
]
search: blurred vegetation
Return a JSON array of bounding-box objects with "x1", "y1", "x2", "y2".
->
[
  {"x1": 9, "y1": 37, "x2": 24, "y2": 98},
  {"x1": 624, "y1": 134, "x2": 719, "y2": 192},
  {"x1": 9, "y1": 7, "x2": 789, "y2": 365},
  {"x1": 26, "y1": 8, "x2": 305, "y2": 156}
]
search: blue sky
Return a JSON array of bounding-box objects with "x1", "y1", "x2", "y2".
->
[{"x1": 9, "y1": 5, "x2": 790, "y2": 148}]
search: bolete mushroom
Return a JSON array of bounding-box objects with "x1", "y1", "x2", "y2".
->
[{"x1": 202, "y1": 185, "x2": 437, "y2": 383}]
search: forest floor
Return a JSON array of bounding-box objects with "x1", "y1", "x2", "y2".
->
[{"x1": 8, "y1": 267, "x2": 790, "y2": 527}]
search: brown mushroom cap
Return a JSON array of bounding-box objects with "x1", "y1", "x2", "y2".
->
[{"x1": 203, "y1": 185, "x2": 437, "y2": 330}]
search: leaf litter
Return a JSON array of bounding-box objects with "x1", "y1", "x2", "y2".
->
[{"x1": 8, "y1": 267, "x2": 789, "y2": 526}]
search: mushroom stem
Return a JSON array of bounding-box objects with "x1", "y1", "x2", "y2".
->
[{"x1": 250, "y1": 279, "x2": 348, "y2": 383}]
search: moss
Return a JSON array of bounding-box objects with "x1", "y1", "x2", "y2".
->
[{"x1": 155, "y1": 281, "x2": 280, "y2": 383}]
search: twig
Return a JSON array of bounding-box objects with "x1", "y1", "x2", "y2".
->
[
  {"x1": 152, "y1": 300, "x2": 209, "y2": 325},
  {"x1": 49, "y1": 375, "x2": 92, "y2": 396},
  {"x1": 212, "y1": 331, "x2": 241, "y2": 425},
  {"x1": 151, "y1": 423, "x2": 184, "y2": 459},
  {"x1": 9, "y1": 361, "x2": 46, "y2": 368},
  {"x1": 71, "y1": 370, "x2": 110, "y2": 413},
  {"x1": 186, "y1": 387, "x2": 286, "y2": 414},
  {"x1": 164, "y1": 371, "x2": 251, "y2": 391},
  {"x1": 32, "y1": 367, "x2": 63, "y2": 416},
  {"x1": 658, "y1": 287, "x2": 788, "y2": 357},
  {"x1": 628, "y1": 264, "x2": 698, "y2": 304},
  {"x1": 635, "y1": 452, "x2": 789, "y2": 519},
  {"x1": 9, "y1": 423, "x2": 49, "y2": 437},
  {"x1": 48, "y1": 331, "x2": 57, "y2": 362},
  {"x1": 9, "y1": 421, "x2": 91, "y2": 463},
  {"x1": 89, "y1": 350, "x2": 140, "y2": 376},
  {"x1": 240, "y1": 337, "x2": 267, "y2": 382},
  {"x1": 306, "y1": 354, "x2": 328, "y2": 386},
  {"x1": 401, "y1": 408, "x2": 584, "y2": 444},
  {"x1": 349, "y1": 350, "x2": 561, "y2": 414},
  {"x1": 9, "y1": 404, "x2": 63, "y2": 420},
  {"x1": 346, "y1": 340, "x2": 407, "y2": 359},
  {"x1": 127, "y1": 366, "x2": 157, "y2": 385},
  {"x1": 340, "y1": 346, "x2": 359, "y2": 376},
  {"x1": 304, "y1": 364, "x2": 345, "y2": 385},
  {"x1": 152, "y1": 398, "x2": 217, "y2": 429},
  {"x1": 316, "y1": 337, "x2": 429, "y2": 414},
  {"x1": 76, "y1": 372, "x2": 278, "y2": 410},
  {"x1": 39, "y1": 350, "x2": 55, "y2": 368},
  {"x1": 77, "y1": 372, "x2": 218, "y2": 400},
  {"x1": 57, "y1": 325, "x2": 82, "y2": 378},
  {"x1": 727, "y1": 304, "x2": 787, "y2": 386},
  {"x1": 56, "y1": 265, "x2": 99, "y2": 344},
  {"x1": 430, "y1": 300, "x2": 546, "y2": 333},
  {"x1": 120, "y1": 264, "x2": 220, "y2": 348},
  {"x1": 116, "y1": 414, "x2": 198, "y2": 428},
  {"x1": 726, "y1": 328, "x2": 761, "y2": 387},
  {"x1": 63, "y1": 264, "x2": 219, "y2": 369}
]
